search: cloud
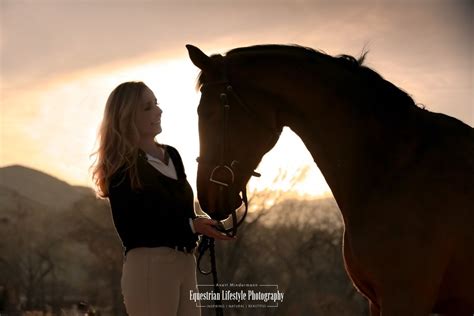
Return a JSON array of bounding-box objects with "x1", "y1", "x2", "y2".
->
[
  {"x1": 1, "y1": 0, "x2": 472, "y2": 123},
  {"x1": 0, "y1": 0, "x2": 471, "y2": 188},
  {"x1": 2, "y1": 0, "x2": 470, "y2": 83}
]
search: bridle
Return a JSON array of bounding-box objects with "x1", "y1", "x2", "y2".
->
[
  {"x1": 195, "y1": 70, "x2": 281, "y2": 316},
  {"x1": 196, "y1": 82, "x2": 281, "y2": 237}
]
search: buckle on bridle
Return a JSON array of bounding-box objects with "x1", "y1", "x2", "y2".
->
[{"x1": 209, "y1": 165, "x2": 234, "y2": 187}]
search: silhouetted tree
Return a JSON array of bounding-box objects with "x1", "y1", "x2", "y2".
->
[
  {"x1": 198, "y1": 168, "x2": 367, "y2": 316},
  {"x1": 0, "y1": 190, "x2": 68, "y2": 314},
  {"x1": 68, "y1": 195, "x2": 126, "y2": 316}
]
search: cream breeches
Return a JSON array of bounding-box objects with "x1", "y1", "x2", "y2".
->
[{"x1": 121, "y1": 247, "x2": 201, "y2": 316}]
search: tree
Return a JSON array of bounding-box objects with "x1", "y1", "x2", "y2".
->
[
  {"x1": 67, "y1": 195, "x2": 126, "y2": 316},
  {"x1": 0, "y1": 189, "x2": 67, "y2": 314},
  {"x1": 197, "y1": 168, "x2": 367, "y2": 316}
]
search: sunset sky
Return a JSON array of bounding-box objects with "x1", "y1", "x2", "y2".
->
[{"x1": 1, "y1": 0, "x2": 472, "y2": 197}]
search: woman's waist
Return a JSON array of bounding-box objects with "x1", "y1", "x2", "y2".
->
[
  {"x1": 125, "y1": 240, "x2": 198, "y2": 256},
  {"x1": 127, "y1": 244, "x2": 195, "y2": 255}
]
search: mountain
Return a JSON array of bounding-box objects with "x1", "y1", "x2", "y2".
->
[
  {"x1": 0, "y1": 184, "x2": 49, "y2": 220},
  {"x1": 0, "y1": 164, "x2": 90, "y2": 211}
]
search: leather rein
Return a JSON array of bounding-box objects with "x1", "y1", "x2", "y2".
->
[{"x1": 195, "y1": 76, "x2": 281, "y2": 316}]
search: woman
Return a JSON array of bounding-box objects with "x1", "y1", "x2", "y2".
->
[{"x1": 91, "y1": 81, "x2": 232, "y2": 316}]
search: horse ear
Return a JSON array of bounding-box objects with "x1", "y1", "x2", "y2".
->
[{"x1": 186, "y1": 44, "x2": 212, "y2": 71}]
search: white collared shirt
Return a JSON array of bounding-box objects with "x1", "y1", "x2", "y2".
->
[
  {"x1": 145, "y1": 147, "x2": 178, "y2": 180},
  {"x1": 145, "y1": 147, "x2": 199, "y2": 233}
]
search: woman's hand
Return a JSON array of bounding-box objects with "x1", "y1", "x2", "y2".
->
[{"x1": 193, "y1": 217, "x2": 235, "y2": 240}]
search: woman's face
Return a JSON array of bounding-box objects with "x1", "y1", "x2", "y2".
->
[{"x1": 135, "y1": 87, "x2": 163, "y2": 138}]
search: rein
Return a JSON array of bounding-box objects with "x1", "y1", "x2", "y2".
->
[
  {"x1": 197, "y1": 79, "x2": 280, "y2": 237},
  {"x1": 195, "y1": 69, "x2": 281, "y2": 315}
]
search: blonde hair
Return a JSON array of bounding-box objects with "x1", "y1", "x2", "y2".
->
[{"x1": 90, "y1": 81, "x2": 149, "y2": 198}]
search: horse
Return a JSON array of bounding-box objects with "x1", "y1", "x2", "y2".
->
[{"x1": 186, "y1": 44, "x2": 474, "y2": 315}]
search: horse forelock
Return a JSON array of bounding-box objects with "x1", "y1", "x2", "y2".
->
[{"x1": 196, "y1": 54, "x2": 225, "y2": 91}]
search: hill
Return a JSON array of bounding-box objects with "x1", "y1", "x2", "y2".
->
[{"x1": 0, "y1": 164, "x2": 88, "y2": 211}]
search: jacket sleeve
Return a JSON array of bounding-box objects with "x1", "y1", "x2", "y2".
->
[{"x1": 108, "y1": 170, "x2": 141, "y2": 247}]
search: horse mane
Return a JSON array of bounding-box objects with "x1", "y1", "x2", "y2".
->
[{"x1": 196, "y1": 44, "x2": 423, "y2": 117}]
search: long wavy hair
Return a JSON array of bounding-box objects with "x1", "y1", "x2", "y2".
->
[{"x1": 90, "y1": 81, "x2": 149, "y2": 198}]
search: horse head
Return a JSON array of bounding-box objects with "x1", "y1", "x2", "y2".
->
[{"x1": 186, "y1": 44, "x2": 282, "y2": 222}]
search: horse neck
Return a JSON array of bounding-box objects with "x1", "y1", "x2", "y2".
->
[
  {"x1": 287, "y1": 106, "x2": 373, "y2": 214},
  {"x1": 259, "y1": 60, "x2": 419, "y2": 216}
]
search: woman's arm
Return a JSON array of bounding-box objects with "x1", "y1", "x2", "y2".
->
[{"x1": 108, "y1": 170, "x2": 141, "y2": 246}]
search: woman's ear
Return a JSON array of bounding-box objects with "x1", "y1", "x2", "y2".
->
[{"x1": 186, "y1": 44, "x2": 212, "y2": 71}]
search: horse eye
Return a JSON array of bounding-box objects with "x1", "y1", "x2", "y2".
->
[
  {"x1": 197, "y1": 106, "x2": 205, "y2": 116},
  {"x1": 197, "y1": 104, "x2": 215, "y2": 119}
]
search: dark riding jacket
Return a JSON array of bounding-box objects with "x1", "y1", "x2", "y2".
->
[{"x1": 108, "y1": 145, "x2": 198, "y2": 256}]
